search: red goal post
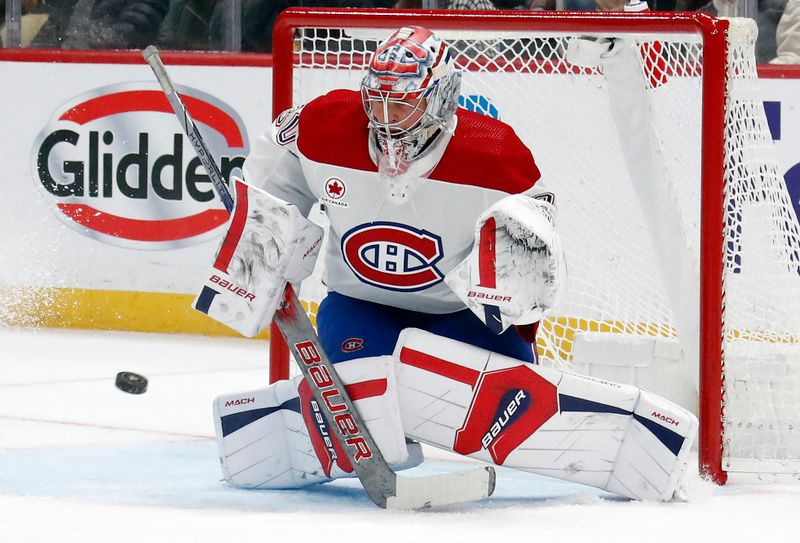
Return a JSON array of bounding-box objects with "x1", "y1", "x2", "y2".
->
[{"x1": 269, "y1": 8, "x2": 800, "y2": 486}]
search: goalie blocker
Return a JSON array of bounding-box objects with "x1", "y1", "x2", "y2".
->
[
  {"x1": 193, "y1": 177, "x2": 324, "y2": 338},
  {"x1": 215, "y1": 329, "x2": 696, "y2": 501}
]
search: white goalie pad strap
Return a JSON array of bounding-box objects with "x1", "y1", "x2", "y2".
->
[
  {"x1": 444, "y1": 193, "x2": 566, "y2": 334},
  {"x1": 213, "y1": 356, "x2": 421, "y2": 489},
  {"x1": 393, "y1": 328, "x2": 697, "y2": 501},
  {"x1": 193, "y1": 177, "x2": 324, "y2": 337}
]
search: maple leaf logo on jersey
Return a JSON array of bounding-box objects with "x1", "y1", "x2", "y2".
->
[{"x1": 325, "y1": 177, "x2": 346, "y2": 200}]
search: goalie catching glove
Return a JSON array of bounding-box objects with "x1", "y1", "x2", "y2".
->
[
  {"x1": 445, "y1": 193, "x2": 566, "y2": 334},
  {"x1": 193, "y1": 177, "x2": 324, "y2": 337}
]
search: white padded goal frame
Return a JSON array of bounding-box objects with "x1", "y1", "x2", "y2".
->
[{"x1": 269, "y1": 8, "x2": 800, "y2": 485}]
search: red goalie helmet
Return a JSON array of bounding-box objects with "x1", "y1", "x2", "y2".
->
[{"x1": 361, "y1": 26, "x2": 461, "y2": 169}]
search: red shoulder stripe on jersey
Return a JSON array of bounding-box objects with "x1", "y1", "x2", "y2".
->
[
  {"x1": 296, "y1": 90, "x2": 377, "y2": 172},
  {"x1": 295, "y1": 91, "x2": 540, "y2": 195},
  {"x1": 429, "y1": 109, "x2": 540, "y2": 194}
]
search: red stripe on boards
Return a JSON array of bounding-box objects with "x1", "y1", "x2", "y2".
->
[
  {"x1": 57, "y1": 204, "x2": 228, "y2": 241},
  {"x1": 58, "y1": 91, "x2": 245, "y2": 148}
]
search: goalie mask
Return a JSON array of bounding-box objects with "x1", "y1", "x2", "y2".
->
[{"x1": 361, "y1": 26, "x2": 462, "y2": 177}]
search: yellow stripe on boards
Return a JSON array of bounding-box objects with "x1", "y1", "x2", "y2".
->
[
  {"x1": 537, "y1": 316, "x2": 798, "y2": 365},
  {"x1": 0, "y1": 287, "x2": 269, "y2": 338},
  {"x1": 3, "y1": 290, "x2": 793, "y2": 356}
]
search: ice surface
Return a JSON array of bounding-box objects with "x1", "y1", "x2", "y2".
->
[{"x1": 1, "y1": 327, "x2": 798, "y2": 543}]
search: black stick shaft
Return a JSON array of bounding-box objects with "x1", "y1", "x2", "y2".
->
[{"x1": 142, "y1": 46, "x2": 235, "y2": 213}]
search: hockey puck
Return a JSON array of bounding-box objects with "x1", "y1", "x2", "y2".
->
[{"x1": 115, "y1": 371, "x2": 148, "y2": 394}]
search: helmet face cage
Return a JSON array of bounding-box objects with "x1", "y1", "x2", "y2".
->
[
  {"x1": 361, "y1": 26, "x2": 461, "y2": 164},
  {"x1": 362, "y1": 87, "x2": 429, "y2": 138}
]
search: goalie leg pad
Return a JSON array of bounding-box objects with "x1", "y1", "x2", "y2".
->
[
  {"x1": 606, "y1": 388, "x2": 698, "y2": 501},
  {"x1": 213, "y1": 355, "x2": 421, "y2": 489},
  {"x1": 393, "y1": 328, "x2": 697, "y2": 501}
]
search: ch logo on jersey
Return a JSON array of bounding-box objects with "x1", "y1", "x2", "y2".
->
[
  {"x1": 341, "y1": 338, "x2": 364, "y2": 353},
  {"x1": 341, "y1": 222, "x2": 444, "y2": 292}
]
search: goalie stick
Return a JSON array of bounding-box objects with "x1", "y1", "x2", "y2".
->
[{"x1": 142, "y1": 46, "x2": 496, "y2": 510}]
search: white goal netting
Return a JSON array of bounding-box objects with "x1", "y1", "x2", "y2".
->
[{"x1": 273, "y1": 12, "x2": 800, "y2": 481}]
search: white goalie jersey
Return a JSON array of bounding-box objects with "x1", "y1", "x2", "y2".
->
[{"x1": 243, "y1": 89, "x2": 555, "y2": 318}]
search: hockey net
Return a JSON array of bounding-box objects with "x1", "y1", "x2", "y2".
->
[{"x1": 270, "y1": 9, "x2": 800, "y2": 484}]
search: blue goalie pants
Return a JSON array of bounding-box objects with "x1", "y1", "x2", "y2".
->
[{"x1": 316, "y1": 291, "x2": 535, "y2": 364}]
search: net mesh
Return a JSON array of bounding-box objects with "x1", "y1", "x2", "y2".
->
[
  {"x1": 721, "y1": 23, "x2": 800, "y2": 471},
  {"x1": 279, "y1": 18, "x2": 800, "y2": 474}
]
